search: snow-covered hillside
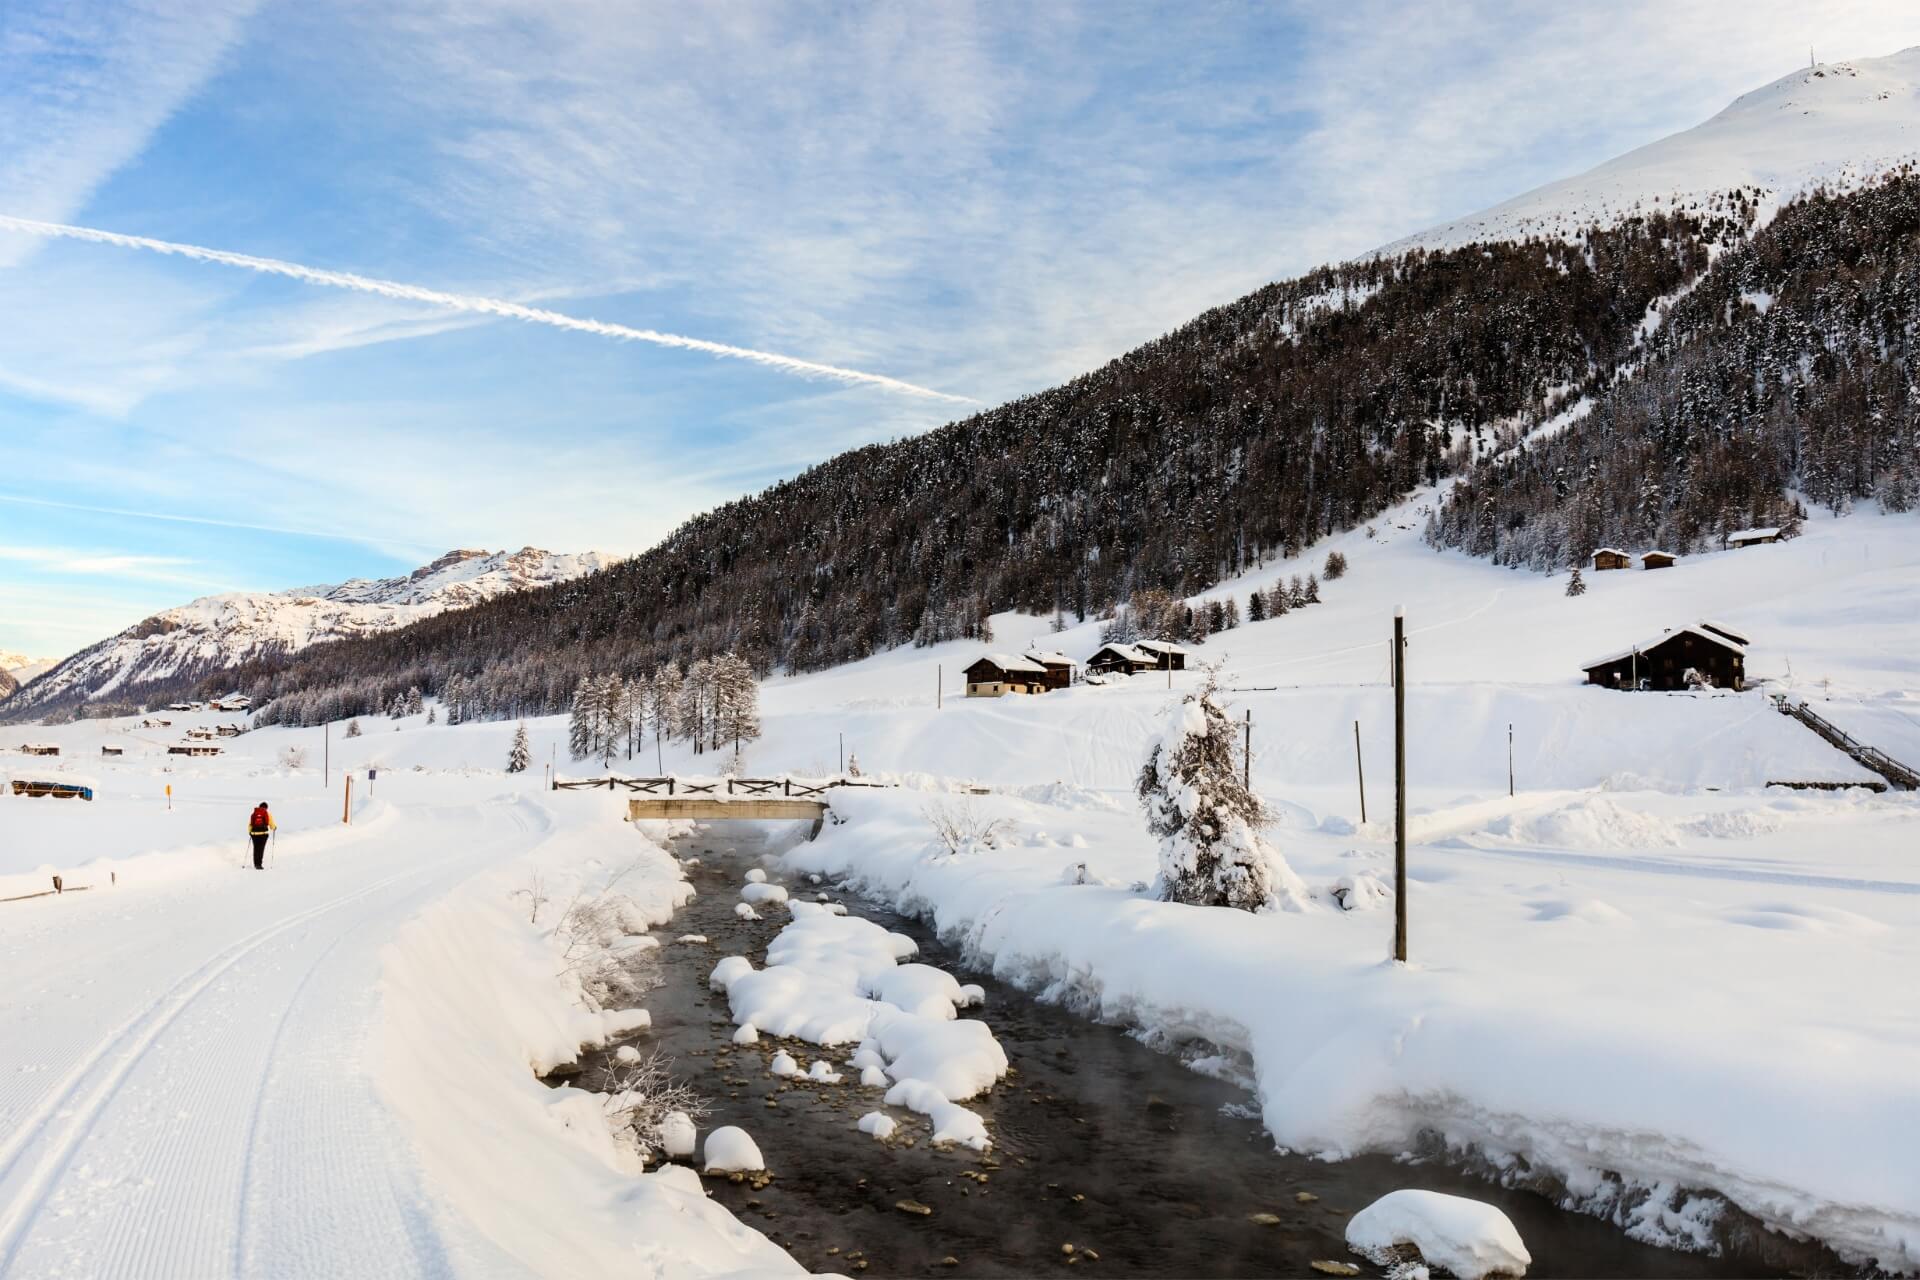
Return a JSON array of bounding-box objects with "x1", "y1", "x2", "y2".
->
[
  {"x1": 1388, "y1": 47, "x2": 1920, "y2": 253},
  {"x1": 0, "y1": 547, "x2": 608, "y2": 721}
]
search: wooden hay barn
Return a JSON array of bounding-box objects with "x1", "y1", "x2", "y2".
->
[
  {"x1": 964, "y1": 654, "x2": 1048, "y2": 697},
  {"x1": 1135, "y1": 640, "x2": 1189, "y2": 670},
  {"x1": 20, "y1": 743, "x2": 59, "y2": 756},
  {"x1": 1641, "y1": 550, "x2": 1677, "y2": 570},
  {"x1": 1582, "y1": 623, "x2": 1746, "y2": 692},
  {"x1": 1725, "y1": 526, "x2": 1781, "y2": 549},
  {"x1": 1023, "y1": 651, "x2": 1076, "y2": 691},
  {"x1": 1087, "y1": 643, "x2": 1155, "y2": 676},
  {"x1": 100, "y1": 745, "x2": 124, "y2": 757},
  {"x1": 1592, "y1": 547, "x2": 1632, "y2": 571}
]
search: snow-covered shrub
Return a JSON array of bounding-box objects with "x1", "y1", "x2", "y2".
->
[
  {"x1": 923, "y1": 797, "x2": 1012, "y2": 854},
  {"x1": 597, "y1": 1048, "x2": 709, "y2": 1165},
  {"x1": 554, "y1": 866, "x2": 666, "y2": 1010},
  {"x1": 506, "y1": 722, "x2": 531, "y2": 773},
  {"x1": 1137, "y1": 669, "x2": 1309, "y2": 911}
]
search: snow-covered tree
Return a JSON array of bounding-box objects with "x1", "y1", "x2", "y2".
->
[
  {"x1": 1324, "y1": 550, "x2": 1348, "y2": 580},
  {"x1": 678, "y1": 658, "x2": 711, "y2": 753},
  {"x1": 426, "y1": 705, "x2": 436, "y2": 724},
  {"x1": 388, "y1": 692, "x2": 406, "y2": 720},
  {"x1": 404, "y1": 686, "x2": 424, "y2": 716},
  {"x1": 648, "y1": 663, "x2": 682, "y2": 750},
  {"x1": 507, "y1": 721, "x2": 531, "y2": 774},
  {"x1": 345, "y1": 718, "x2": 362, "y2": 738},
  {"x1": 846, "y1": 750, "x2": 862, "y2": 778},
  {"x1": 710, "y1": 653, "x2": 760, "y2": 757},
  {"x1": 1565, "y1": 565, "x2": 1587, "y2": 597},
  {"x1": 595, "y1": 673, "x2": 623, "y2": 767},
  {"x1": 568, "y1": 676, "x2": 596, "y2": 761},
  {"x1": 1137, "y1": 670, "x2": 1309, "y2": 912},
  {"x1": 1247, "y1": 590, "x2": 1266, "y2": 622}
]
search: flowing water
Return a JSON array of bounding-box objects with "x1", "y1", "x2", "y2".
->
[{"x1": 556, "y1": 827, "x2": 1838, "y2": 1278}]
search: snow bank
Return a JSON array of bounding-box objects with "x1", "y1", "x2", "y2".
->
[
  {"x1": 1346, "y1": 1190, "x2": 1531, "y2": 1279},
  {"x1": 786, "y1": 786, "x2": 1920, "y2": 1270},
  {"x1": 376, "y1": 804, "x2": 798, "y2": 1276}
]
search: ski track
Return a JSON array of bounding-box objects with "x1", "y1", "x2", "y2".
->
[
  {"x1": 0, "y1": 798, "x2": 543, "y2": 1279},
  {"x1": 1447, "y1": 839, "x2": 1920, "y2": 896}
]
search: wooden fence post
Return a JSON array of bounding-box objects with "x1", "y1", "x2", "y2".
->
[{"x1": 1392, "y1": 609, "x2": 1407, "y2": 965}]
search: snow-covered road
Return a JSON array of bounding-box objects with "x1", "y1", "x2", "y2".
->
[{"x1": 0, "y1": 796, "x2": 546, "y2": 1279}]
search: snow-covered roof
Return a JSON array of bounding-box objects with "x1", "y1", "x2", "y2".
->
[
  {"x1": 1727, "y1": 527, "x2": 1781, "y2": 542},
  {"x1": 1024, "y1": 650, "x2": 1075, "y2": 667},
  {"x1": 1594, "y1": 547, "x2": 1631, "y2": 557},
  {"x1": 970, "y1": 653, "x2": 1046, "y2": 675},
  {"x1": 20, "y1": 742, "x2": 58, "y2": 751},
  {"x1": 1135, "y1": 639, "x2": 1188, "y2": 654},
  {"x1": 1642, "y1": 549, "x2": 1678, "y2": 559},
  {"x1": 1582, "y1": 623, "x2": 1746, "y2": 670},
  {"x1": 1698, "y1": 619, "x2": 1751, "y2": 646}
]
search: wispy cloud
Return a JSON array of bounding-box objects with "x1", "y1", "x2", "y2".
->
[{"x1": 0, "y1": 543, "x2": 217, "y2": 588}]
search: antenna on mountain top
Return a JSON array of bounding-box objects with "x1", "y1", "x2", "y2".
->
[{"x1": 1810, "y1": 46, "x2": 1815, "y2": 70}]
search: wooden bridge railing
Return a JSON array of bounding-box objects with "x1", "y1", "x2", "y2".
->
[
  {"x1": 551, "y1": 774, "x2": 893, "y2": 797},
  {"x1": 1773, "y1": 698, "x2": 1920, "y2": 791}
]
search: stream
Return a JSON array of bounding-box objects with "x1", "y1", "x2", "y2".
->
[{"x1": 558, "y1": 826, "x2": 1827, "y2": 1277}]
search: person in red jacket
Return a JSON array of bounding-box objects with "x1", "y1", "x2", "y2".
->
[{"x1": 248, "y1": 801, "x2": 276, "y2": 870}]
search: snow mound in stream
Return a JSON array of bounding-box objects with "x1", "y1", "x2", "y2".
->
[
  {"x1": 702, "y1": 1126, "x2": 765, "y2": 1174},
  {"x1": 1346, "y1": 1189, "x2": 1531, "y2": 1279}
]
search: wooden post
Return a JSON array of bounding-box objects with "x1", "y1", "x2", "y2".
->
[
  {"x1": 1243, "y1": 708, "x2": 1252, "y2": 789},
  {"x1": 839, "y1": 732, "x2": 844, "y2": 775},
  {"x1": 937, "y1": 664, "x2": 942, "y2": 709},
  {"x1": 1507, "y1": 723, "x2": 1515, "y2": 797},
  {"x1": 1353, "y1": 720, "x2": 1367, "y2": 825},
  {"x1": 342, "y1": 774, "x2": 353, "y2": 825},
  {"x1": 1393, "y1": 609, "x2": 1408, "y2": 965},
  {"x1": 324, "y1": 721, "x2": 329, "y2": 788}
]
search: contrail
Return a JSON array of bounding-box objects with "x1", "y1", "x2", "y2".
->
[{"x1": 0, "y1": 214, "x2": 973, "y2": 404}]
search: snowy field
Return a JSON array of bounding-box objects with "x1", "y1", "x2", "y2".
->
[{"x1": 2, "y1": 498, "x2": 1918, "y2": 1274}]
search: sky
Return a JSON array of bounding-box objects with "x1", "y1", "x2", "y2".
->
[{"x1": 3, "y1": 2, "x2": 1919, "y2": 660}]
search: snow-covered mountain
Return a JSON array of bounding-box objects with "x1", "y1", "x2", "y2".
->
[
  {"x1": 1388, "y1": 47, "x2": 1920, "y2": 253},
  {"x1": 0, "y1": 548, "x2": 609, "y2": 721}
]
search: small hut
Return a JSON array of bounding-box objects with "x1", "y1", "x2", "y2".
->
[
  {"x1": 963, "y1": 654, "x2": 1048, "y2": 697},
  {"x1": 20, "y1": 743, "x2": 59, "y2": 756},
  {"x1": 1592, "y1": 548, "x2": 1632, "y2": 571},
  {"x1": 1582, "y1": 623, "x2": 1746, "y2": 692},
  {"x1": 101, "y1": 745, "x2": 124, "y2": 757},
  {"x1": 168, "y1": 744, "x2": 223, "y2": 757},
  {"x1": 1725, "y1": 527, "x2": 1781, "y2": 549},
  {"x1": 1641, "y1": 550, "x2": 1677, "y2": 570}
]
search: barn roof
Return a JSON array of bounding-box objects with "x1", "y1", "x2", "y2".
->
[
  {"x1": 971, "y1": 653, "x2": 1046, "y2": 675},
  {"x1": 1136, "y1": 639, "x2": 1189, "y2": 654},
  {"x1": 1594, "y1": 547, "x2": 1630, "y2": 557},
  {"x1": 1727, "y1": 526, "x2": 1781, "y2": 542},
  {"x1": 1025, "y1": 650, "x2": 1074, "y2": 667},
  {"x1": 1642, "y1": 549, "x2": 1677, "y2": 560},
  {"x1": 1582, "y1": 623, "x2": 1746, "y2": 671},
  {"x1": 1697, "y1": 619, "x2": 1751, "y2": 646}
]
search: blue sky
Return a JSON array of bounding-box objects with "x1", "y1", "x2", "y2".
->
[{"x1": 3, "y1": 1, "x2": 1918, "y2": 659}]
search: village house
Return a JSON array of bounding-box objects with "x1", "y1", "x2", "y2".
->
[
  {"x1": 963, "y1": 654, "x2": 1049, "y2": 697},
  {"x1": 1023, "y1": 650, "x2": 1077, "y2": 691},
  {"x1": 215, "y1": 724, "x2": 246, "y2": 738},
  {"x1": 1086, "y1": 643, "x2": 1156, "y2": 676},
  {"x1": 1581, "y1": 622, "x2": 1747, "y2": 692},
  {"x1": 20, "y1": 743, "x2": 60, "y2": 756},
  {"x1": 168, "y1": 744, "x2": 222, "y2": 757},
  {"x1": 185, "y1": 727, "x2": 216, "y2": 741},
  {"x1": 1725, "y1": 526, "x2": 1781, "y2": 549},
  {"x1": 1592, "y1": 547, "x2": 1632, "y2": 571},
  {"x1": 1641, "y1": 550, "x2": 1678, "y2": 570},
  {"x1": 140, "y1": 718, "x2": 172, "y2": 729}
]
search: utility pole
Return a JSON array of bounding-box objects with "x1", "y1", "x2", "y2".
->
[
  {"x1": 324, "y1": 721, "x2": 329, "y2": 788},
  {"x1": 1393, "y1": 608, "x2": 1408, "y2": 965},
  {"x1": 937, "y1": 664, "x2": 942, "y2": 709},
  {"x1": 1353, "y1": 720, "x2": 1367, "y2": 825},
  {"x1": 1508, "y1": 723, "x2": 1515, "y2": 797},
  {"x1": 839, "y1": 732, "x2": 845, "y2": 775}
]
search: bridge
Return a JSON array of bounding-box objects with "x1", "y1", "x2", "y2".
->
[{"x1": 551, "y1": 774, "x2": 888, "y2": 838}]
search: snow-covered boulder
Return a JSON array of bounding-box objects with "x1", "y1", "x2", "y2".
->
[
  {"x1": 745, "y1": 868, "x2": 768, "y2": 884},
  {"x1": 770, "y1": 1050, "x2": 800, "y2": 1077},
  {"x1": 661, "y1": 1111, "x2": 697, "y2": 1159},
  {"x1": 740, "y1": 882, "x2": 788, "y2": 906},
  {"x1": 703, "y1": 1126, "x2": 765, "y2": 1173},
  {"x1": 857, "y1": 1111, "x2": 897, "y2": 1140},
  {"x1": 1346, "y1": 1190, "x2": 1530, "y2": 1279},
  {"x1": 732, "y1": 1023, "x2": 760, "y2": 1045}
]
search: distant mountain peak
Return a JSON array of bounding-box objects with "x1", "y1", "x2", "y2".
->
[{"x1": 0, "y1": 547, "x2": 609, "y2": 721}]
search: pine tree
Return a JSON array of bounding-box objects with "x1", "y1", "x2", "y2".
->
[
  {"x1": 1224, "y1": 597, "x2": 1240, "y2": 629},
  {"x1": 507, "y1": 722, "x2": 531, "y2": 773},
  {"x1": 650, "y1": 663, "x2": 683, "y2": 747},
  {"x1": 1565, "y1": 565, "x2": 1587, "y2": 597},
  {"x1": 388, "y1": 692, "x2": 406, "y2": 720},
  {"x1": 595, "y1": 673, "x2": 622, "y2": 767},
  {"x1": 1247, "y1": 590, "x2": 1266, "y2": 622},
  {"x1": 1304, "y1": 572, "x2": 1321, "y2": 604},
  {"x1": 1324, "y1": 550, "x2": 1348, "y2": 580},
  {"x1": 1137, "y1": 669, "x2": 1309, "y2": 912},
  {"x1": 405, "y1": 686, "x2": 424, "y2": 716},
  {"x1": 679, "y1": 659, "x2": 711, "y2": 754},
  {"x1": 568, "y1": 676, "x2": 595, "y2": 761},
  {"x1": 427, "y1": 705, "x2": 437, "y2": 724},
  {"x1": 711, "y1": 653, "x2": 761, "y2": 759},
  {"x1": 345, "y1": 718, "x2": 362, "y2": 738},
  {"x1": 443, "y1": 674, "x2": 467, "y2": 726}
]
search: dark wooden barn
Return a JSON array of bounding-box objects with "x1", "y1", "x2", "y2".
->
[
  {"x1": 1087, "y1": 643, "x2": 1156, "y2": 676},
  {"x1": 1582, "y1": 624, "x2": 1747, "y2": 692},
  {"x1": 1592, "y1": 547, "x2": 1632, "y2": 571},
  {"x1": 1023, "y1": 650, "x2": 1076, "y2": 691},
  {"x1": 1135, "y1": 640, "x2": 1189, "y2": 670}
]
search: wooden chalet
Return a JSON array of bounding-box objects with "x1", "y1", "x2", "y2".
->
[
  {"x1": 100, "y1": 745, "x2": 124, "y2": 757},
  {"x1": 215, "y1": 724, "x2": 246, "y2": 738},
  {"x1": 1592, "y1": 547, "x2": 1632, "y2": 571},
  {"x1": 185, "y1": 727, "x2": 216, "y2": 741},
  {"x1": 1725, "y1": 526, "x2": 1781, "y2": 549},
  {"x1": 1582, "y1": 623, "x2": 1746, "y2": 692},
  {"x1": 1641, "y1": 550, "x2": 1677, "y2": 570},
  {"x1": 963, "y1": 653, "x2": 1048, "y2": 697},
  {"x1": 1023, "y1": 650, "x2": 1076, "y2": 691},
  {"x1": 140, "y1": 718, "x2": 172, "y2": 729},
  {"x1": 1087, "y1": 643, "x2": 1156, "y2": 676},
  {"x1": 168, "y1": 744, "x2": 222, "y2": 757},
  {"x1": 20, "y1": 743, "x2": 59, "y2": 756},
  {"x1": 1135, "y1": 640, "x2": 1189, "y2": 670}
]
